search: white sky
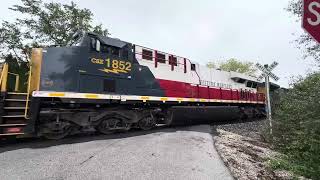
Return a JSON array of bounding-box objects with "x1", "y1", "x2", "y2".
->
[{"x1": 0, "y1": 0, "x2": 317, "y2": 87}]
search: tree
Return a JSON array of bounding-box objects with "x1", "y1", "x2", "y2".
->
[
  {"x1": 0, "y1": 0, "x2": 109, "y2": 62},
  {"x1": 207, "y1": 58, "x2": 257, "y2": 76},
  {"x1": 288, "y1": 0, "x2": 320, "y2": 62},
  {"x1": 0, "y1": 0, "x2": 109, "y2": 92},
  {"x1": 270, "y1": 72, "x2": 320, "y2": 179},
  {"x1": 206, "y1": 62, "x2": 216, "y2": 69}
]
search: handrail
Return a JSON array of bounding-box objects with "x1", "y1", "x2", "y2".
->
[
  {"x1": 0, "y1": 65, "x2": 4, "y2": 85},
  {"x1": 0, "y1": 63, "x2": 9, "y2": 92},
  {"x1": 24, "y1": 63, "x2": 32, "y2": 119}
]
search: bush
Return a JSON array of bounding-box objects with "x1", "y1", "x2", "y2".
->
[
  {"x1": 4, "y1": 54, "x2": 29, "y2": 92},
  {"x1": 270, "y1": 72, "x2": 320, "y2": 179}
]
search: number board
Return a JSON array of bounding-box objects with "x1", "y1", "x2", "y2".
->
[{"x1": 91, "y1": 58, "x2": 132, "y2": 74}]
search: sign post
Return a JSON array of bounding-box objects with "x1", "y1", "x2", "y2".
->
[
  {"x1": 302, "y1": 0, "x2": 320, "y2": 43},
  {"x1": 256, "y1": 62, "x2": 279, "y2": 136}
]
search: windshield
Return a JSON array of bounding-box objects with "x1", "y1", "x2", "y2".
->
[{"x1": 68, "y1": 31, "x2": 84, "y2": 46}]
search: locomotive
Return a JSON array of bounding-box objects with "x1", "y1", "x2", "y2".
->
[{"x1": 0, "y1": 32, "x2": 270, "y2": 139}]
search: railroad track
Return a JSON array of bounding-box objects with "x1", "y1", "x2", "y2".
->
[{"x1": 0, "y1": 117, "x2": 265, "y2": 147}]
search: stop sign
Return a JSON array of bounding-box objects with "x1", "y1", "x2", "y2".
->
[{"x1": 303, "y1": 0, "x2": 320, "y2": 43}]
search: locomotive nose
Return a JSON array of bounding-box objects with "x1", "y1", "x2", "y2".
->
[{"x1": 37, "y1": 46, "x2": 87, "y2": 92}]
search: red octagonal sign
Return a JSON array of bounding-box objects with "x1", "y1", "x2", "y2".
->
[{"x1": 303, "y1": 0, "x2": 320, "y2": 43}]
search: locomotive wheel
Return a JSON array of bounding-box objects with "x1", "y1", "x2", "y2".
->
[
  {"x1": 138, "y1": 116, "x2": 156, "y2": 130},
  {"x1": 97, "y1": 118, "x2": 131, "y2": 135},
  {"x1": 42, "y1": 120, "x2": 73, "y2": 140}
]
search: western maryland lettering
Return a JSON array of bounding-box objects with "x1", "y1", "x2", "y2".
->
[{"x1": 91, "y1": 58, "x2": 132, "y2": 74}]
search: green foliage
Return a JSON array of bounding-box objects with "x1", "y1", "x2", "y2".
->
[
  {"x1": 0, "y1": 0, "x2": 109, "y2": 61},
  {"x1": 207, "y1": 62, "x2": 216, "y2": 69},
  {"x1": 268, "y1": 156, "x2": 309, "y2": 179},
  {"x1": 287, "y1": 0, "x2": 320, "y2": 62},
  {"x1": 207, "y1": 58, "x2": 257, "y2": 76},
  {"x1": 0, "y1": 0, "x2": 108, "y2": 91},
  {"x1": 3, "y1": 54, "x2": 28, "y2": 92},
  {"x1": 270, "y1": 72, "x2": 320, "y2": 179}
]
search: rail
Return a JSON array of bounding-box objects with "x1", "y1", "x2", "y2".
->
[
  {"x1": 24, "y1": 63, "x2": 32, "y2": 119},
  {"x1": 0, "y1": 63, "x2": 21, "y2": 92},
  {"x1": 0, "y1": 63, "x2": 9, "y2": 92}
]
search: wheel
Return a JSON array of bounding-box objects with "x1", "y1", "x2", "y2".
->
[
  {"x1": 41, "y1": 120, "x2": 73, "y2": 140},
  {"x1": 97, "y1": 118, "x2": 131, "y2": 135},
  {"x1": 138, "y1": 116, "x2": 156, "y2": 130}
]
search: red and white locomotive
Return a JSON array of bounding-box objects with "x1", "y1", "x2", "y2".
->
[
  {"x1": 135, "y1": 45, "x2": 265, "y2": 103},
  {"x1": 0, "y1": 32, "x2": 267, "y2": 139}
]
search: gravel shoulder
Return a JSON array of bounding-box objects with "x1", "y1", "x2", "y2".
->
[
  {"x1": 0, "y1": 125, "x2": 233, "y2": 180},
  {"x1": 211, "y1": 119, "x2": 294, "y2": 180}
]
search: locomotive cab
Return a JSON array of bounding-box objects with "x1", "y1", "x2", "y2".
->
[{"x1": 38, "y1": 32, "x2": 138, "y2": 95}]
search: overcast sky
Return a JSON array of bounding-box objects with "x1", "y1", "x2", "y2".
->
[{"x1": 1, "y1": 0, "x2": 317, "y2": 87}]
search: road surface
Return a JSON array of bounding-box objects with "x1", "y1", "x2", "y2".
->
[{"x1": 0, "y1": 125, "x2": 233, "y2": 180}]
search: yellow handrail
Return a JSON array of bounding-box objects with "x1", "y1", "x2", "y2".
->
[
  {"x1": 0, "y1": 63, "x2": 9, "y2": 92},
  {"x1": 24, "y1": 63, "x2": 32, "y2": 119}
]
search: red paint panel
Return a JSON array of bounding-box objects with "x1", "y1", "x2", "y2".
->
[
  {"x1": 251, "y1": 92, "x2": 256, "y2": 101},
  {"x1": 157, "y1": 79, "x2": 265, "y2": 102},
  {"x1": 209, "y1": 88, "x2": 221, "y2": 99},
  {"x1": 253, "y1": 93, "x2": 258, "y2": 101},
  {"x1": 189, "y1": 85, "x2": 199, "y2": 98},
  {"x1": 221, "y1": 89, "x2": 232, "y2": 100},
  {"x1": 157, "y1": 79, "x2": 187, "y2": 97},
  {"x1": 232, "y1": 90, "x2": 238, "y2": 100},
  {"x1": 199, "y1": 86, "x2": 209, "y2": 99}
]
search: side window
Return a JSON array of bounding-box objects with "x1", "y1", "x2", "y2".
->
[
  {"x1": 90, "y1": 38, "x2": 96, "y2": 50},
  {"x1": 169, "y1": 56, "x2": 177, "y2": 66},
  {"x1": 157, "y1": 53, "x2": 166, "y2": 63},
  {"x1": 191, "y1": 63, "x2": 196, "y2": 71},
  {"x1": 238, "y1": 79, "x2": 246, "y2": 83},
  {"x1": 252, "y1": 82, "x2": 257, "y2": 88},
  {"x1": 122, "y1": 49, "x2": 129, "y2": 59},
  {"x1": 246, "y1": 81, "x2": 253, "y2": 88},
  {"x1": 101, "y1": 44, "x2": 109, "y2": 53},
  {"x1": 111, "y1": 47, "x2": 120, "y2": 57},
  {"x1": 142, "y1": 49, "x2": 153, "y2": 60}
]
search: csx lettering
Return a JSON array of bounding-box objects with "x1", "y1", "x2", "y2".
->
[{"x1": 91, "y1": 58, "x2": 104, "y2": 64}]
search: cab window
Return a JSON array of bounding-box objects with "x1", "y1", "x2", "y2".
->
[
  {"x1": 142, "y1": 49, "x2": 153, "y2": 60},
  {"x1": 156, "y1": 53, "x2": 166, "y2": 63},
  {"x1": 101, "y1": 44, "x2": 109, "y2": 53},
  {"x1": 191, "y1": 63, "x2": 196, "y2": 71},
  {"x1": 108, "y1": 46, "x2": 119, "y2": 57},
  {"x1": 122, "y1": 49, "x2": 129, "y2": 59},
  {"x1": 169, "y1": 56, "x2": 177, "y2": 66}
]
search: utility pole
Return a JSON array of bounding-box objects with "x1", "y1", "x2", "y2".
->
[{"x1": 264, "y1": 65, "x2": 272, "y2": 135}]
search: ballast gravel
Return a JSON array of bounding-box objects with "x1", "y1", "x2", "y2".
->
[{"x1": 211, "y1": 119, "x2": 302, "y2": 180}]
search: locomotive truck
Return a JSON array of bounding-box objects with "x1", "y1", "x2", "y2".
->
[{"x1": 0, "y1": 32, "x2": 271, "y2": 140}]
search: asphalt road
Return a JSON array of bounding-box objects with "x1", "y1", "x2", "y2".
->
[{"x1": 0, "y1": 125, "x2": 233, "y2": 180}]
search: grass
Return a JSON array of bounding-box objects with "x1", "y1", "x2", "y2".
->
[{"x1": 268, "y1": 154, "x2": 317, "y2": 179}]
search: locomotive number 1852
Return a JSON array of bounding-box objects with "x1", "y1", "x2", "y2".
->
[
  {"x1": 105, "y1": 58, "x2": 131, "y2": 71},
  {"x1": 91, "y1": 58, "x2": 132, "y2": 73}
]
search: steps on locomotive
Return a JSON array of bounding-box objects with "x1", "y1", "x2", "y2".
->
[{"x1": 0, "y1": 92, "x2": 29, "y2": 136}]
